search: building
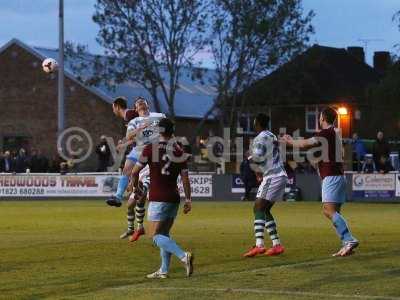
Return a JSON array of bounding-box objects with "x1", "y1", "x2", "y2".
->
[
  {"x1": 239, "y1": 44, "x2": 394, "y2": 139},
  {"x1": 0, "y1": 39, "x2": 217, "y2": 170}
]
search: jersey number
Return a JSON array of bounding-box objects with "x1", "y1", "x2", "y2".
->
[{"x1": 161, "y1": 154, "x2": 171, "y2": 175}]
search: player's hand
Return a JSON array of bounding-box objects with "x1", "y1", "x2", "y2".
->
[
  {"x1": 139, "y1": 122, "x2": 150, "y2": 130},
  {"x1": 256, "y1": 172, "x2": 263, "y2": 183},
  {"x1": 280, "y1": 134, "x2": 293, "y2": 145},
  {"x1": 116, "y1": 142, "x2": 126, "y2": 153},
  {"x1": 183, "y1": 200, "x2": 192, "y2": 214}
]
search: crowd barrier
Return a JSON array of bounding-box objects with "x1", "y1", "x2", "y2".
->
[
  {"x1": 0, "y1": 172, "x2": 213, "y2": 200},
  {"x1": 0, "y1": 172, "x2": 399, "y2": 202}
]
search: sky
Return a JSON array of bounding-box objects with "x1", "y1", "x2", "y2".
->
[{"x1": 0, "y1": 0, "x2": 399, "y2": 67}]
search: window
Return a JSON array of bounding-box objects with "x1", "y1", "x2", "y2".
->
[
  {"x1": 305, "y1": 106, "x2": 322, "y2": 133},
  {"x1": 3, "y1": 136, "x2": 31, "y2": 153},
  {"x1": 238, "y1": 109, "x2": 271, "y2": 134},
  {"x1": 239, "y1": 114, "x2": 254, "y2": 134}
]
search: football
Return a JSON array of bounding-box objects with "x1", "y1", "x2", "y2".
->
[{"x1": 42, "y1": 58, "x2": 58, "y2": 73}]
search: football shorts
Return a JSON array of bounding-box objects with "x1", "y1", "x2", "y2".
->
[
  {"x1": 256, "y1": 175, "x2": 287, "y2": 201},
  {"x1": 322, "y1": 175, "x2": 346, "y2": 203},
  {"x1": 147, "y1": 201, "x2": 180, "y2": 221}
]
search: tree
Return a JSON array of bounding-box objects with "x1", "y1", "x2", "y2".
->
[
  {"x1": 67, "y1": 0, "x2": 209, "y2": 118},
  {"x1": 197, "y1": 0, "x2": 314, "y2": 132}
]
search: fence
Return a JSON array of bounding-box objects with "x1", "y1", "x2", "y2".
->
[{"x1": 0, "y1": 172, "x2": 400, "y2": 202}]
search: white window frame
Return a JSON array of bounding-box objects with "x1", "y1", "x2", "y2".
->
[
  {"x1": 238, "y1": 108, "x2": 271, "y2": 134},
  {"x1": 305, "y1": 106, "x2": 321, "y2": 133}
]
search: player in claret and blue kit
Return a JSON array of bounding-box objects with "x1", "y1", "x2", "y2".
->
[
  {"x1": 281, "y1": 107, "x2": 359, "y2": 257},
  {"x1": 111, "y1": 96, "x2": 139, "y2": 239},
  {"x1": 130, "y1": 118, "x2": 194, "y2": 279},
  {"x1": 108, "y1": 97, "x2": 165, "y2": 242}
]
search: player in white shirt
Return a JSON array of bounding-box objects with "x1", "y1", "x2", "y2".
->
[
  {"x1": 107, "y1": 97, "x2": 165, "y2": 242},
  {"x1": 243, "y1": 113, "x2": 288, "y2": 258}
]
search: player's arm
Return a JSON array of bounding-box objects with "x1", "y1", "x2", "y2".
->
[
  {"x1": 116, "y1": 138, "x2": 135, "y2": 153},
  {"x1": 280, "y1": 134, "x2": 319, "y2": 149},
  {"x1": 126, "y1": 122, "x2": 150, "y2": 141},
  {"x1": 180, "y1": 169, "x2": 192, "y2": 214}
]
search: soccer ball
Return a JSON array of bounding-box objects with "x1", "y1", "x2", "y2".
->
[{"x1": 42, "y1": 58, "x2": 58, "y2": 73}]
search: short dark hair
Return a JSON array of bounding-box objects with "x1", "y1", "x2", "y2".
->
[
  {"x1": 321, "y1": 107, "x2": 337, "y2": 124},
  {"x1": 255, "y1": 113, "x2": 270, "y2": 130},
  {"x1": 113, "y1": 97, "x2": 127, "y2": 109},
  {"x1": 159, "y1": 118, "x2": 175, "y2": 137}
]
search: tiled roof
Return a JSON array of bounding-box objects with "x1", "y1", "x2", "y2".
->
[
  {"x1": 242, "y1": 44, "x2": 382, "y2": 106},
  {"x1": 0, "y1": 38, "x2": 217, "y2": 119}
]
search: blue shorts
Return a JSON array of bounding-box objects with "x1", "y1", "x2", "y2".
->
[
  {"x1": 147, "y1": 201, "x2": 180, "y2": 221},
  {"x1": 322, "y1": 175, "x2": 346, "y2": 203},
  {"x1": 126, "y1": 148, "x2": 138, "y2": 163}
]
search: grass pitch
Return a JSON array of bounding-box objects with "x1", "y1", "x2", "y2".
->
[{"x1": 0, "y1": 201, "x2": 399, "y2": 300}]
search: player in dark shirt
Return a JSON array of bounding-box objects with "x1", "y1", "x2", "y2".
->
[
  {"x1": 281, "y1": 107, "x2": 358, "y2": 257},
  {"x1": 112, "y1": 96, "x2": 139, "y2": 122},
  {"x1": 110, "y1": 96, "x2": 143, "y2": 240},
  {"x1": 130, "y1": 118, "x2": 194, "y2": 279}
]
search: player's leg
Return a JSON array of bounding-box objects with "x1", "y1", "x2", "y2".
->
[
  {"x1": 243, "y1": 177, "x2": 269, "y2": 257},
  {"x1": 129, "y1": 170, "x2": 149, "y2": 242},
  {"x1": 147, "y1": 202, "x2": 193, "y2": 278},
  {"x1": 264, "y1": 176, "x2": 287, "y2": 256},
  {"x1": 322, "y1": 176, "x2": 358, "y2": 256},
  {"x1": 135, "y1": 171, "x2": 150, "y2": 231},
  {"x1": 264, "y1": 202, "x2": 284, "y2": 256},
  {"x1": 147, "y1": 218, "x2": 174, "y2": 278},
  {"x1": 129, "y1": 196, "x2": 146, "y2": 242},
  {"x1": 120, "y1": 189, "x2": 137, "y2": 239},
  {"x1": 106, "y1": 150, "x2": 137, "y2": 207}
]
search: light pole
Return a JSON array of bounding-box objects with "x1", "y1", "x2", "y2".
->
[{"x1": 58, "y1": 0, "x2": 65, "y2": 135}]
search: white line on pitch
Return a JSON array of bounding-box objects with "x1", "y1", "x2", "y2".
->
[
  {"x1": 237, "y1": 249, "x2": 395, "y2": 275},
  {"x1": 127, "y1": 287, "x2": 400, "y2": 300},
  {"x1": 108, "y1": 250, "x2": 398, "y2": 300}
]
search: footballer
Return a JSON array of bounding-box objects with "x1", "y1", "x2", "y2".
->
[
  {"x1": 107, "y1": 97, "x2": 166, "y2": 243},
  {"x1": 130, "y1": 118, "x2": 194, "y2": 279},
  {"x1": 281, "y1": 107, "x2": 359, "y2": 257},
  {"x1": 243, "y1": 113, "x2": 288, "y2": 258}
]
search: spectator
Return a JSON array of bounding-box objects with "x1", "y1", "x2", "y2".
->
[
  {"x1": 284, "y1": 161, "x2": 296, "y2": 186},
  {"x1": 351, "y1": 133, "x2": 367, "y2": 171},
  {"x1": 199, "y1": 138, "x2": 208, "y2": 160},
  {"x1": 67, "y1": 155, "x2": 81, "y2": 173},
  {"x1": 240, "y1": 151, "x2": 257, "y2": 201},
  {"x1": 361, "y1": 154, "x2": 376, "y2": 173},
  {"x1": 0, "y1": 150, "x2": 15, "y2": 173},
  {"x1": 372, "y1": 131, "x2": 390, "y2": 165},
  {"x1": 60, "y1": 161, "x2": 69, "y2": 175},
  {"x1": 296, "y1": 159, "x2": 317, "y2": 174},
  {"x1": 284, "y1": 161, "x2": 301, "y2": 201},
  {"x1": 376, "y1": 155, "x2": 394, "y2": 174},
  {"x1": 37, "y1": 149, "x2": 49, "y2": 172},
  {"x1": 14, "y1": 148, "x2": 30, "y2": 173},
  {"x1": 29, "y1": 149, "x2": 41, "y2": 173},
  {"x1": 95, "y1": 135, "x2": 111, "y2": 172},
  {"x1": 49, "y1": 155, "x2": 63, "y2": 173}
]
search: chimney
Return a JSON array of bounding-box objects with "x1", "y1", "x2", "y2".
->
[
  {"x1": 373, "y1": 51, "x2": 391, "y2": 74},
  {"x1": 347, "y1": 46, "x2": 365, "y2": 63}
]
